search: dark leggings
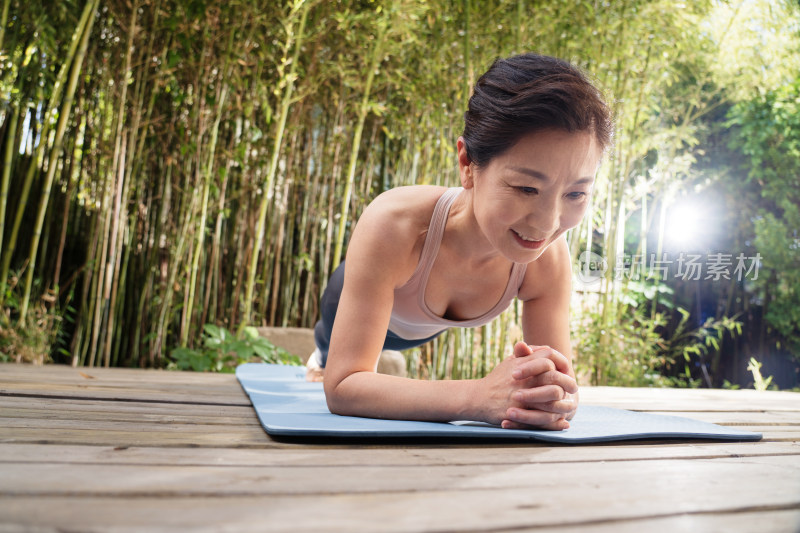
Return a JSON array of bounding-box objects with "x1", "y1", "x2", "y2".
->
[{"x1": 313, "y1": 261, "x2": 444, "y2": 367}]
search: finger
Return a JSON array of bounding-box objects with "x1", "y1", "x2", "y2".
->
[
  {"x1": 504, "y1": 408, "x2": 566, "y2": 428},
  {"x1": 511, "y1": 357, "x2": 556, "y2": 380},
  {"x1": 528, "y1": 391, "x2": 579, "y2": 415},
  {"x1": 513, "y1": 365, "x2": 579, "y2": 394},
  {"x1": 564, "y1": 391, "x2": 579, "y2": 420},
  {"x1": 526, "y1": 398, "x2": 577, "y2": 415},
  {"x1": 501, "y1": 418, "x2": 569, "y2": 431},
  {"x1": 535, "y1": 369, "x2": 579, "y2": 394},
  {"x1": 515, "y1": 349, "x2": 571, "y2": 378},
  {"x1": 502, "y1": 409, "x2": 569, "y2": 430},
  {"x1": 513, "y1": 343, "x2": 550, "y2": 359},
  {"x1": 512, "y1": 384, "x2": 566, "y2": 405},
  {"x1": 528, "y1": 346, "x2": 572, "y2": 375},
  {"x1": 512, "y1": 341, "x2": 533, "y2": 358}
]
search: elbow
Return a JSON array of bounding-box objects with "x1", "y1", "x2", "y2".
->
[
  {"x1": 323, "y1": 370, "x2": 367, "y2": 416},
  {"x1": 323, "y1": 376, "x2": 349, "y2": 416}
]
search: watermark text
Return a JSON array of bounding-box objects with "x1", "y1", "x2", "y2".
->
[{"x1": 577, "y1": 252, "x2": 762, "y2": 283}]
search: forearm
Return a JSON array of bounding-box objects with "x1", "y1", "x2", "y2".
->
[{"x1": 325, "y1": 371, "x2": 484, "y2": 423}]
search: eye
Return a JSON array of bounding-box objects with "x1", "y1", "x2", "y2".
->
[
  {"x1": 518, "y1": 186, "x2": 538, "y2": 195},
  {"x1": 567, "y1": 191, "x2": 587, "y2": 200}
]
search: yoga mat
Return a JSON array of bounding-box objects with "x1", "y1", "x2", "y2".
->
[{"x1": 236, "y1": 363, "x2": 762, "y2": 443}]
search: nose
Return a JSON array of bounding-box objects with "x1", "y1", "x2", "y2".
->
[{"x1": 526, "y1": 197, "x2": 560, "y2": 236}]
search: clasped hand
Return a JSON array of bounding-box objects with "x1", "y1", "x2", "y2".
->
[{"x1": 481, "y1": 341, "x2": 578, "y2": 431}]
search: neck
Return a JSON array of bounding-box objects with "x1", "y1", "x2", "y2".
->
[{"x1": 444, "y1": 188, "x2": 506, "y2": 267}]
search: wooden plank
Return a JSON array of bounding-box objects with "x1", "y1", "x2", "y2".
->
[
  {"x1": 0, "y1": 379, "x2": 247, "y2": 396},
  {"x1": 1, "y1": 499, "x2": 796, "y2": 533},
  {"x1": 0, "y1": 374, "x2": 244, "y2": 395},
  {"x1": 556, "y1": 509, "x2": 800, "y2": 533},
  {"x1": 0, "y1": 364, "x2": 251, "y2": 405},
  {"x1": 1, "y1": 499, "x2": 797, "y2": 533},
  {"x1": 6, "y1": 509, "x2": 797, "y2": 533},
  {"x1": 0, "y1": 363, "x2": 242, "y2": 383},
  {"x1": 3, "y1": 454, "x2": 799, "y2": 498},
  {"x1": 0, "y1": 406, "x2": 262, "y2": 427},
  {"x1": 0, "y1": 457, "x2": 798, "y2": 533},
  {"x1": 645, "y1": 410, "x2": 800, "y2": 424},
  {"x1": 0, "y1": 387, "x2": 250, "y2": 405},
  {"x1": 0, "y1": 426, "x2": 275, "y2": 448},
  {"x1": 2, "y1": 417, "x2": 265, "y2": 433},
  {"x1": 0, "y1": 395, "x2": 258, "y2": 417},
  {"x1": 757, "y1": 433, "x2": 800, "y2": 442},
  {"x1": 735, "y1": 425, "x2": 800, "y2": 435},
  {"x1": 1, "y1": 441, "x2": 798, "y2": 468},
  {"x1": 0, "y1": 381, "x2": 250, "y2": 405},
  {"x1": 579, "y1": 386, "x2": 800, "y2": 412}
]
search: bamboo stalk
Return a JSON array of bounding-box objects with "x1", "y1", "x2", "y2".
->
[
  {"x1": 72, "y1": 96, "x2": 102, "y2": 368},
  {"x1": 102, "y1": 134, "x2": 127, "y2": 367},
  {"x1": 201, "y1": 155, "x2": 232, "y2": 328},
  {"x1": 100, "y1": 0, "x2": 143, "y2": 366},
  {"x1": 19, "y1": 0, "x2": 100, "y2": 324},
  {"x1": 150, "y1": 160, "x2": 174, "y2": 364},
  {"x1": 241, "y1": 0, "x2": 311, "y2": 329},
  {"x1": 0, "y1": 0, "x2": 9, "y2": 53},
  {"x1": 0, "y1": 102, "x2": 20, "y2": 266},
  {"x1": 183, "y1": 81, "x2": 228, "y2": 346},
  {"x1": 0, "y1": 1, "x2": 96, "y2": 304},
  {"x1": 321, "y1": 87, "x2": 346, "y2": 288},
  {"x1": 463, "y1": 0, "x2": 472, "y2": 109},
  {"x1": 332, "y1": 16, "x2": 388, "y2": 269},
  {"x1": 51, "y1": 110, "x2": 83, "y2": 291}
]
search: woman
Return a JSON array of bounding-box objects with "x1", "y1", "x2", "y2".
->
[{"x1": 309, "y1": 53, "x2": 612, "y2": 431}]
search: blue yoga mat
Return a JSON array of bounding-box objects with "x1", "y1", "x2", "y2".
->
[{"x1": 236, "y1": 363, "x2": 762, "y2": 443}]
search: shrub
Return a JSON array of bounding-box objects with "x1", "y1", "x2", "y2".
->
[{"x1": 169, "y1": 325, "x2": 301, "y2": 372}]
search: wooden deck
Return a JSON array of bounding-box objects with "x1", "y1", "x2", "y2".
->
[{"x1": 1, "y1": 363, "x2": 799, "y2": 532}]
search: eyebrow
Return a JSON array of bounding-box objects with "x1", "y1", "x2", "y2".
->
[{"x1": 508, "y1": 166, "x2": 595, "y2": 186}]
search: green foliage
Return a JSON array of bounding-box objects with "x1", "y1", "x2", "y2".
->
[
  {"x1": 168, "y1": 325, "x2": 301, "y2": 373},
  {"x1": 726, "y1": 79, "x2": 800, "y2": 357},
  {"x1": 746, "y1": 357, "x2": 776, "y2": 392},
  {"x1": 0, "y1": 273, "x2": 60, "y2": 364},
  {"x1": 721, "y1": 380, "x2": 740, "y2": 390},
  {"x1": 574, "y1": 301, "x2": 741, "y2": 388},
  {"x1": 658, "y1": 309, "x2": 742, "y2": 388},
  {"x1": 574, "y1": 304, "x2": 670, "y2": 388}
]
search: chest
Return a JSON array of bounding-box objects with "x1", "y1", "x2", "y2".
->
[{"x1": 423, "y1": 251, "x2": 515, "y2": 321}]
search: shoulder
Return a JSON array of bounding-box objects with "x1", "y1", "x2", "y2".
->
[
  {"x1": 354, "y1": 185, "x2": 448, "y2": 243},
  {"x1": 517, "y1": 237, "x2": 572, "y2": 302},
  {"x1": 346, "y1": 185, "x2": 449, "y2": 284},
  {"x1": 361, "y1": 185, "x2": 448, "y2": 221}
]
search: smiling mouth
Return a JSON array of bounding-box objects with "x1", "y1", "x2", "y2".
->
[{"x1": 512, "y1": 230, "x2": 547, "y2": 249}]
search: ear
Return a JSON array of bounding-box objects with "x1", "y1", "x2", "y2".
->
[{"x1": 457, "y1": 137, "x2": 475, "y2": 189}]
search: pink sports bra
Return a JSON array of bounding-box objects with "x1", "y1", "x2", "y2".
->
[{"x1": 387, "y1": 187, "x2": 528, "y2": 340}]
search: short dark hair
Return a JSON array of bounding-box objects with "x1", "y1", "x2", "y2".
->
[{"x1": 462, "y1": 53, "x2": 613, "y2": 166}]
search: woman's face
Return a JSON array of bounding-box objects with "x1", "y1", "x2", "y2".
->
[{"x1": 459, "y1": 129, "x2": 602, "y2": 264}]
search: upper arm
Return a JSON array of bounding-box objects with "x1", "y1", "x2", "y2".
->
[{"x1": 519, "y1": 237, "x2": 574, "y2": 372}]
